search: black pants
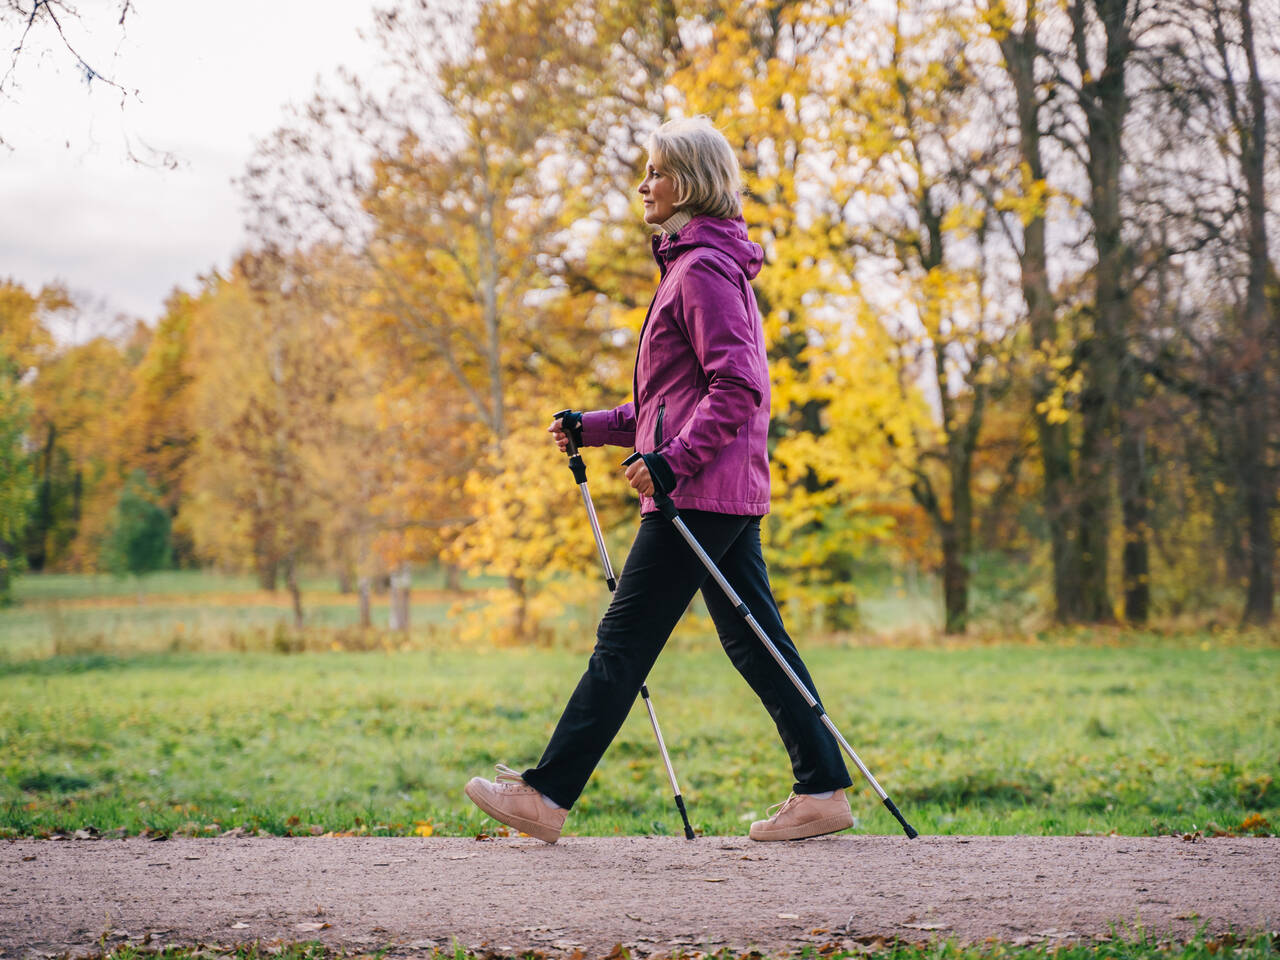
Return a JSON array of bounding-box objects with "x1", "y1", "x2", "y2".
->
[{"x1": 522, "y1": 510, "x2": 853, "y2": 808}]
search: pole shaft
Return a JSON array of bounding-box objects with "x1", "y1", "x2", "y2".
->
[
  {"x1": 564, "y1": 448, "x2": 694, "y2": 838},
  {"x1": 668, "y1": 514, "x2": 901, "y2": 810},
  {"x1": 640, "y1": 684, "x2": 681, "y2": 796},
  {"x1": 578, "y1": 483, "x2": 615, "y2": 586}
]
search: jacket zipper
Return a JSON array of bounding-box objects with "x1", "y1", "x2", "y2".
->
[
  {"x1": 632, "y1": 271, "x2": 670, "y2": 433},
  {"x1": 655, "y1": 401, "x2": 665, "y2": 446}
]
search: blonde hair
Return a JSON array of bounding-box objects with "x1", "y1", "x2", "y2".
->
[{"x1": 648, "y1": 117, "x2": 743, "y2": 219}]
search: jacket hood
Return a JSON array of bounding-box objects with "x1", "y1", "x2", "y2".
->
[{"x1": 652, "y1": 215, "x2": 764, "y2": 280}]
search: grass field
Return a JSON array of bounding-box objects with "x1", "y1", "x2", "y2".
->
[{"x1": 2, "y1": 571, "x2": 1277, "y2": 840}]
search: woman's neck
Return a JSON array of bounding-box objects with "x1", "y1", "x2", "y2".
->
[{"x1": 659, "y1": 210, "x2": 693, "y2": 235}]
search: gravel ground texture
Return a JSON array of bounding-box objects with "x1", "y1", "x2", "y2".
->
[{"x1": 2, "y1": 835, "x2": 1277, "y2": 958}]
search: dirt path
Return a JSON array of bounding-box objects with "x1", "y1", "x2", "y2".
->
[{"x1": 3, "y1": 836, "x2": 1277, "y2": 958}]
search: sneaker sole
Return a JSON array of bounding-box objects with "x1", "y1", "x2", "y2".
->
[
  {"x1": 464, "y1": 779, "x2": 562, "y2": 844},
  {"x1": 749, "y1": 811, "x2": 854, "y2": 842}
]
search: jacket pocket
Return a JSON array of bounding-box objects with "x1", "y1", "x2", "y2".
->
[{"x1": 654, "y1": 400, "x2": 666, "y2": 447}]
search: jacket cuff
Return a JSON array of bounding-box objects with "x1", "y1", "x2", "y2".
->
[{"x1": 641, "y1": 451, "x2": 677, "y2": 497}]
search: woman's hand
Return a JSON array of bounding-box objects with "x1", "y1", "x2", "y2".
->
[
  {"x1": 547, "y1": 417, "x2": 570, "y2": 454},
  {"x1": 624, "y1": 457, "x2": 654, "y2": 497}
]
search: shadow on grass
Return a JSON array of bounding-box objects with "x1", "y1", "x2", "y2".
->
[{"x1": 898, "y1": 770, "x2": 1056, "y2": 805}]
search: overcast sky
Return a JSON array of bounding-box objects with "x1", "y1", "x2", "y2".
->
[{"x1": 0, "y1": 1, "x2": 388, "y2": 344}]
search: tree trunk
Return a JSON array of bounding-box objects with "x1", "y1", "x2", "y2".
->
[
  {"x1": 1069, "y1": 0, "x2": 1135, "y2": 623},
  {"x1": 389, "y1": 564, "x2": 411, "y2": 632},
  {"x1": 256, "y1": 553, "x2": 278, "y2": 591},
  {"x1": 508, "y1": 574, "x2": 527, "y2": 641},
  {"x1": 1117, "y1": 393, "x2": 1150, "y2": 623},
  {"x1": 1240, "y1": 412, "x2": 1275, "y2": 623},
  {"x1": 444, "y1": 563, "x2": 462, "y2": 591},
  {"x1": 1076, "y1": 351, "x2": 1115, "y2": 623},
  {"x1": 285, "y1": 551, "x2": 304, "y2": 630},
  {"x1": 358, "y1": 575, "x2": 372, "y2": 628},
  {"x1": 26, "y1": 421, "x2": 57, "y2": 572},
  {"x1": 1236, "y1": 0, "x2": 1275, "y2": 625},
  {"x1": 0, "y1": 538, "x2": 11, "y2": 603},
  {"x1": 941, "y1": 523, "x2": 969, "y2": 635},
  {"x1": 1000, "y1": 12, "x2": 1085, "y2": 622}
]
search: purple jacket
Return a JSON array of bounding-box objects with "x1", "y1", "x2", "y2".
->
[{"x1": 580, "y1": 215, "x2": 771, "y2": 516}]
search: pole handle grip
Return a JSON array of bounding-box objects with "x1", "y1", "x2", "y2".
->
[
  {"x1": 553, "y1": 409, "x2": 584, "y2": 456},
  {"x1": 621, "y1": 451, "x2": 674, "y2": 509}
]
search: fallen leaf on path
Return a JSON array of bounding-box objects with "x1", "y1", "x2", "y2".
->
[
  {"x1": 231, "y1": 923, "x2": 250, "y2": 930},
  {"x1": 700, "y1": 877, "x2": 728, "y2": 882},
  {"x1": 294, "y1": 922, "x2": 330, "y2": 932},
  {"x1": 778, "y1": 913, "x2": 800, "y2": 920},
  {"x1": 902, "y1": 923, "x2": 949, "y2": 931}
]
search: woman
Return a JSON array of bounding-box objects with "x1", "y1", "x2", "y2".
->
[{"x1": 465, "y1": 117, "x2": 854, "y2": 843}]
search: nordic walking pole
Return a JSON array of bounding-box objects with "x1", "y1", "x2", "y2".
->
[
  {"x1": 622, "y1": 452, "x2": 919, "y2": 839},
  {"x1": 554, "y1": 412, "x2": 696, "y2": 840}
]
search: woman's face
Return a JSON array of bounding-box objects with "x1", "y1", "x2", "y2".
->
[{"x1": 638, "y1": 152, "x2": 678, "y2": 225}]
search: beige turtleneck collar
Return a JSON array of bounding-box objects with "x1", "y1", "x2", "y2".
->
[{"x1": 659, "y1": 210, "x2": 693, "y2": 235}]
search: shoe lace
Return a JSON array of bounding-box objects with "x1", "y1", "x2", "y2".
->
[
  {"x1": 494, "y1": 763, "x2": 525, "y2": 784},
  {"x1": 766, "y1": 793, "x2": 801, "y2": 819}
]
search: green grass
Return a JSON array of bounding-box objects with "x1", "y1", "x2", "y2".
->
[
  {"x1": 62, "y1": 929, "x2": 1280, "y2": 958},
  {"x1": 1, "y1": 568, "x2": 512, "y2": 661},
  {"x1": 3, "y1": 563, "x2": 943, "y2": 662},
  {"x1": 2, "y1": 624, "x2": 1276, "y2": 838},
  {"x1": 9, "y1": 567, "x2": 504, "y2": 603}
]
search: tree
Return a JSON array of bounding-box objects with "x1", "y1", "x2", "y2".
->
[
  {"x1": 0, "y1": 279, "x2": 59, "y2": 602},
  {"x1": 983, "y1": 0, "x2": 1087, "y2": 622},
  {"x1": 100, "y1": 467, "x2": 172, "y2": 595},
  {"x1": 178, "y1": 253, "x2": 343, "y2": 627},
  {"x1": 1140, "y1": 0, "x2": 1279, "y2": 623},
  {"x1": 0, "y1": 375, "x2": 33, "y2": 605},
  {"x1": 23, "y1": 330, "x2": 139, "y2": 572},
  {"x1": 0, "y1": 1, "x2": 176, "y2": 164},
  {"x1": 817, "y1": 0, "x2": 1027, "y2": 632},
  {"x1": 116, "y1": 290, "x2": 199, "y2": 567},
  {"x1": 652, "y1": 0, "x2": 935, "y2": 629}
]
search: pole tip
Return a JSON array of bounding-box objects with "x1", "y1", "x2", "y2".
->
[{"x1": 882, "y1": 797, "x2": 919, "y2": 838}]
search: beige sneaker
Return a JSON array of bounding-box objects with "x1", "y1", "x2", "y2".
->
[
  {"x1": 749, "y1": 791, "x2": 854, "y2": 842},
  {"x1": 464, "y1": 764, "x2": 568, "y2": 844}
]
